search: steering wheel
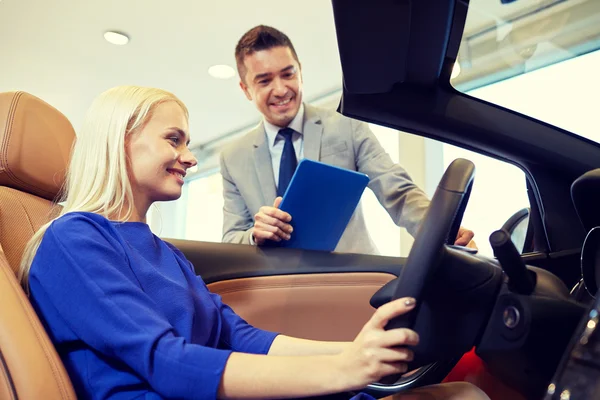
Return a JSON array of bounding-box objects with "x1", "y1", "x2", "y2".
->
[
  {"x1": 369, "y1": 158, "x2": 475, "y2": 391},
  {"x1": 389, "y1": 158, "x2": 475, "y2": 328}
]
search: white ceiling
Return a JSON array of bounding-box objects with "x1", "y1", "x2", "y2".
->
[
  {"x1": 0, "y1": 0, "x2": 343, "y2": 146},
  {"x1": 0, "y1": 0, "x2": 556, "y2": 148}
]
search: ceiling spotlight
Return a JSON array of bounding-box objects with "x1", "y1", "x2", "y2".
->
[
  {"x1": 451, "y1": 60, "x2": 461, "y2": 79},
  {"x1": 208, "y1": 65, "x2": 236, "y2": 79},
  {"x1": 104, "y1": 31, "x2": 130, "y2": 46}
]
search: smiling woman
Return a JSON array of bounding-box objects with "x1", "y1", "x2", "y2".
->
[
  {"x1": 18, "y1": 86, "x2": 196, "y2": 285},
  {"x1": 11, "y1": 85, "x2": 489, "y2": 400},
  {"x1": 126, "y1": 101, "x2": 197, "y2": 220}
]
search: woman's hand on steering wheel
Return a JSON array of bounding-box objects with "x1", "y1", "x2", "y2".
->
[{"x1": 335, "y1": 297, "x2": 420, "y2": 391}]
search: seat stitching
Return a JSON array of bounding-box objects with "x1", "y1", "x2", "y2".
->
[
  {"x1": 2, "y1": 93, "x2": 55, "y2": 199},
  {"x1": 0, "y1": 350, "x2": 17, "y2": 400},
  {"x1": 214, "y1": 280, "x2": 389, "y2": 295}
]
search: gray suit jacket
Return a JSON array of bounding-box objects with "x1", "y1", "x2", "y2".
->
[{"x1": 220, "y1": 104, "x2": 430, "y2": 254}]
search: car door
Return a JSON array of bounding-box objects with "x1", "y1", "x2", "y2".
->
[{"x1": 167, "y1": 239, "x2": 398, "y2": 341}]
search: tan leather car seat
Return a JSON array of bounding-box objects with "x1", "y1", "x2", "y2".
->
[{"x1": 0, "y1": 91, "x2": 76, "y2": 399}]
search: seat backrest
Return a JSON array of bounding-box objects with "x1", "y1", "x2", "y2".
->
[{"x1": 0, "y1": 91, "x2": 76, "y2": 399}]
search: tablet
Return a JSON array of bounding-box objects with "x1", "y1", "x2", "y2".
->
[{"x1": 277, "y1": 159, "x2": 369, "y2": 251}]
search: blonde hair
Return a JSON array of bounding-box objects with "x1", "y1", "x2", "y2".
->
[{"x1": 18, "y1": 85, "x2": 188, "y2": 290}]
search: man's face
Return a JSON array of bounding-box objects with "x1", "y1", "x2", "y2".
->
[{"x1": 239, "y1": 46, "x2": 303, "y2": 127}]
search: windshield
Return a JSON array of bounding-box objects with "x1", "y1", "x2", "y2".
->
[{"x1": 451, "y1": 0, "x2": 600, "y2": 144}]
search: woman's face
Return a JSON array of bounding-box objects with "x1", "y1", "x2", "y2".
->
[{"x1": 126, "y1": 101, "x2": 197, "y2": 211}]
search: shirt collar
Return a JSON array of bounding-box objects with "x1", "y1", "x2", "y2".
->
[{"x1": 264, "y1": 103, "x2": 305, "y2": 146}]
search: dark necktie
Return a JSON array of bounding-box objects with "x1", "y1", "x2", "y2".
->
[{"x1": 277, "y1": 127, "x2": 298, "y2": 197}]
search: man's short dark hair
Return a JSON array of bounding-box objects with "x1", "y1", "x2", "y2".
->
[{"x1": 235, "y1": 25, "x2": 300, "y2": 83}]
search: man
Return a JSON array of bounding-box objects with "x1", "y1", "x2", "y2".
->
[{"x1": 220, "y1": 25, "x2": 474, "y2": 254}]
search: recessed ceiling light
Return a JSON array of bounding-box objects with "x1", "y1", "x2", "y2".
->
[
  {"x1": 451, "y1": 60, "x2": 461, "y2": 79},
  {"x1": 208, "y1": 65, "x2": 236, "y2": 79},
  {"x1": 104, "y1": 31, "x2": 129, "y2": 46}
]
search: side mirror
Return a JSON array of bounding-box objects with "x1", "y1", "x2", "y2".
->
[{"x1": 501, "y1": 207, "x2": 532, "y2": 254}]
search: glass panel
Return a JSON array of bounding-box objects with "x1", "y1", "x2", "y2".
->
[
  {"x1": 179, "y1": 130, "x2": 530, "y2": 260},
  {"x1": 452, "y1": 0, "x2": 600, "y2": 144},
  {"x1": 185, "y1": 174, "x2": 223, "y2": 243},
  {"x1": 443, "y1": 143, "x2": 530, "y2": 257}
]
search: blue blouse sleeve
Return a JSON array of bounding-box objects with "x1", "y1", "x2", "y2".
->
[
  {"x1": 165, "y1": 242, "x2": 279, "y2": 354},
  {"x1": 29, "y1": 214, "x2": 230, "y2": 400},
  {"x1": 209, "y1": 291, "x2": 278, "y2": 354}
]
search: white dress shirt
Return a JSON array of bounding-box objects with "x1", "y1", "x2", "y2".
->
[{"x1": 263, "y1": 104, "x2": 305, "y2": 190}]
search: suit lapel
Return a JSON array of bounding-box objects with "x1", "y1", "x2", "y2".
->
[
  {"x1": 252, "y1": 122, "x2": 277, "y2": 204},
  {"x1": 303, "y1": 104, "x2": 323, "y2": 161}
]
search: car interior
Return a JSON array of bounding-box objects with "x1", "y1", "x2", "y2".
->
[{"x1": 2, "y1": 0, "x2": 600, "y2": 400}]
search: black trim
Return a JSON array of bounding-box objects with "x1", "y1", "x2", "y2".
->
[
  {"x1": 0, "y1": 350, "x2": 18, "y2": 400},
  {"x1": 581, "y1": 227, "x2": 600, "y2": 296},
  {"x1": 501, "y1": 208, "x2": 530, "y2": 233},
  {"x1": 501, "y1": 207, "x2": 534, "y2": 254},
  {"x1": 166, "y1": 239, "x2": 404, "y2": 284},
  {"x1": 522, "y1": 250, "x2": 582, "y2": 290}
]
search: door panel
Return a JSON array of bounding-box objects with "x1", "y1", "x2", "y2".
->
[
  {"x1": 166, "y1": 240, "x2": 404, "y2": 340},
  {"x1": 208, "y1": 272, "x2": 395, "y2": 341}
]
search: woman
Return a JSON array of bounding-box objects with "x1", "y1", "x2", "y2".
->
[{"x1": 18, "y1": 86, "x2": 489, "y2": 400}]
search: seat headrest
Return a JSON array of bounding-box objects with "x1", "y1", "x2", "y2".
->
[{"x1": 0, "y1": 92, "x2": 75, "y2": 201}]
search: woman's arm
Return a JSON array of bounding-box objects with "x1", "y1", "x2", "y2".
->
[
  {"x1": 268, "y1": 335, "x2": 349, "y2": 356},
  {"x1": 218, "y1": 297, "x2": 419, "y2": 399},
  {"x1": 219, "y1": 352, "x2": 344, "y2": 399}
]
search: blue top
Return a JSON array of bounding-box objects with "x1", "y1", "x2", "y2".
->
[{"x1": 29, "y1": 212, "x2": 278, "y2": 399}]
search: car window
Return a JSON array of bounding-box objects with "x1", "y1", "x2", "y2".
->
[
  {"x1": 441, "y1": 139, "x2": 530, "y2": 257},
  {"x1": 156, "y1": 125, "x2": 530, "y2": 260},
  {"x1": 451, "y1": 0, "x2": 600, "y2": 145},
  {"x1": 361, "y1": 128, "x2": 530, "y2": 258}
]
